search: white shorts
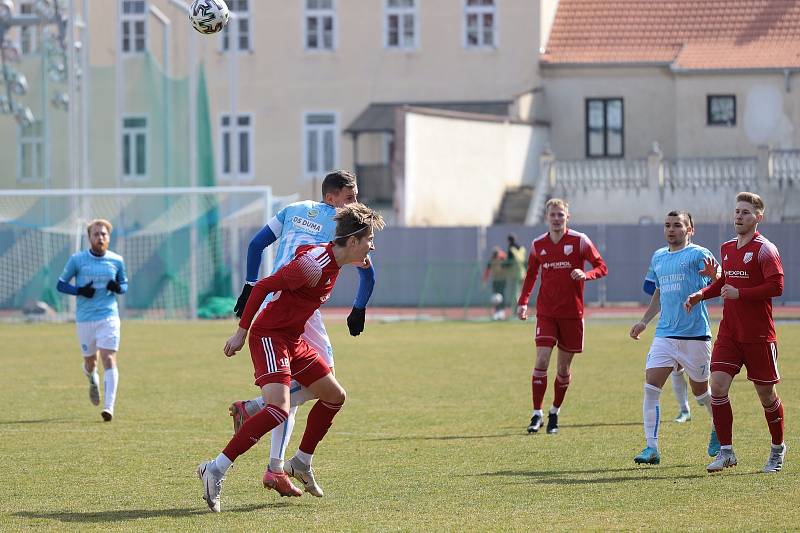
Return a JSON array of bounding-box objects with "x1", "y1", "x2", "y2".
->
[
  {"x1": 76, "y1": 316, "x2": 121, "y2": 356},
  {"x1": 301, "y1": 309, "x2": 334, "y2": 367},
  {"x1": 646, "y1": 337, "x2": 711, "y2": 382}
]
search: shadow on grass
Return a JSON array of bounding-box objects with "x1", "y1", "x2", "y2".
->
[
  {"x1": 14, "y1": 502, "x2": 289, "y2": 523},
  {"x1": 477, "y1": 465, "x2": 767, "y2": 485},
  {"x1": 367, "y1": 432, "x2": 519, "y2": 442},
  {"x1": 0, "y1": 418, "x2": 72, "y2": 425}
]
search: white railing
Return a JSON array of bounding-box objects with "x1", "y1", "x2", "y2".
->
[
  {"x1": 553, "y1": 158, "x2": 648, "y2": 189},
  {"x1": 771, "y1": 150, "x2": 800, "y2": 184},
  {"x1": 664, "y1": 157, "x2": 758, "y2": 189}
]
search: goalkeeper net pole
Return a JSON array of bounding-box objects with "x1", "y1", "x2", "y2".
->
[{"x1": 0, "y1": 186, "x2": 284, "y2": 321}]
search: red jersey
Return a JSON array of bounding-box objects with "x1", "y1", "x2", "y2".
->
[
  {"x1": 518, "y1": 229, "x2": 608, "y2": 319},
  {"x1": 701, "y1": 232, "x2": 783, "y2": 343},
  {"x1": 239, "y1": 243, "x2": 340, "y2": 339}
]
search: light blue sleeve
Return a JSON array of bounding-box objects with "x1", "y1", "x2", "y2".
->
[{"x1": 59, "y1": 254, "x2": 77, "y2": 283}]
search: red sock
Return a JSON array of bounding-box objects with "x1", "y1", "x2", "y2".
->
[
  {"x1": 299, "y1": 400, "x2": 343, "y2": 455},
  {"x1": 552, "y1": 373, "x2": 572, "y2": 408},
  {"x1": 222, "y1": 404, "x2": 287, "y2": 461},
  {"x1": 711, "y1": 395, "x2": 733, "y2": 446},
  {"x1": 531, "y1": 368, "x2": 548, "y2": 410},
  {"x1": 763, "y1": 397, "x2": 784, "y2": 446}
]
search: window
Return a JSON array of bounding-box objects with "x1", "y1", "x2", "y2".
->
[
  {"x1": 18, "y1": 1, "x2": 38, "y2": 55},
  {"x1": 386, "y1": 0, "x2": 417, "y2": 49},
  {"x1": 222, "y1": 0, "x2": 250, "y2": 51},
  {"x1": 18, "y1": 120, "x2": 44, "y2": 182},
  {"x1": 220, "y1": 114, "x2": 254, "y2": 180},
  {"x1": 121, "y1": 0, "x2": 147, "y2": 54},
  {"x1": 122, "y1": 116, "x2": 148, "y2": 179},
  {"x1": 586, "y1": 98, "x2": 623, "y2": 157},
  {"x1": 303, "y1": 113, "x2": 338, "y2": 177},
  {"x1": 464, "y1": 0, "x2": 496, "y2": 48},
  {"x1": 305, "y1": 0, "x2": 335, "y2": 51},
  {"x1": 707, "y1": 95, "x2": 736, "y2": 126}
]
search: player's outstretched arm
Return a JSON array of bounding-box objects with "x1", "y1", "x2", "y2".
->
[
  {"x1": 234, "y1": 224, "x2": 279, "y2": 317},
  {"x1": 56, "y1": 279, "x2": 79, "y2": 296},
  {"x1": 630, "y1": 289, "x2": 660, "y2": 339},
  {"x1": 347, "y1": 258, "x2": 375, "y2": 336}
]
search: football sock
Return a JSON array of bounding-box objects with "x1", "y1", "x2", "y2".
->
[
  {"x1": 299, "y1": 400, "x2": 343, "y2": 455},
  {"x1": 533, "y1": 409, "x2": 544, "y2": 417},
  {"x1": 643, "y1": 384, "x2": 661, "y2": 449},
  {"x1": 763, "y1": 397, "x2": 784, "y2": 446},
  {"x1": 270, "y1": 406, "x2": 298, "y2": 462},
  {"x1": 552, "y1": 373, "x2": 571, "y2": 408},
  {"x1": 268, "y1": 457, "x2": 283, "y2": 473},
  {"x1": 711, "y1": 395, "x2": 733, "y2": 446},
  {"x1": 213, "y1": 453, "x2": 233, "y2": 475},
  {"x1": 694, "y1": 390, "x2": 713, "y2": 424},
  {"x1": 222, "y1": 404, "x2": 288, "y2": 462},
  {"x1": 295, "y1": 450, "x2": 313, "y2": 468},
  {"x1": 531, "y1": 368, "x2": 547, "y2": 410},
  {"x1": 245, "y1": 398, "x2": 263, "y2": 416},
  {"x1": 103, "y1": 367, "x2": 118, "y2": 412},
  {"x1": 549, "y1": 406, "x2": 560, "y2": 415},
  {"x1": 671, "y1": 369, "x2": 690, "y2": 413}
]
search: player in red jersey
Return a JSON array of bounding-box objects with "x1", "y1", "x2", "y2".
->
[
  {"x1": 196, "y1": 203, "x2": 385, "y2": 512},
  {"x1": 517, "y1": 198, "x2": 608, "y2": 434},
  {"x1": 685, "y1": 192, "x2": 785, "y2": 474}
]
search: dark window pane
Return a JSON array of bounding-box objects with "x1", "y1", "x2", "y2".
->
[
  {"x1": 223, "y1": 132, "x2": 230, "y2": 173},
  {"x1": 123, "y1": 135, "x2": 131, "y2": 174},
  {"x1": 239, "y1": 131, "x2": 249, "y2": 173},
  {"x1": 136, "y1": 133, "x2": 146, "y2": 174}
]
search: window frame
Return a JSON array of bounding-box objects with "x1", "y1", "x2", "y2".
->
[
  {"x1": 220, "y1": 0, "x2": 251, "y2": 52},
  {"x1": 17, "y1": 1, "x2": 38, "y2": 56},
  {"x1": 585, "y1": 97, "x2": 624, "y2": 158},
  {"x1": 304, "y1": 0, "x2": 337, "y2": 52},
  {"x1": 120, "y1": 0, "x2": 148, "y2": 55},
  {"x1": 17, "y1": 119, "x2": 44, "y2": 183},
  {"x1": 463, "y1": 0, "x2": 497, "y2": 49},
  {"x1": 121, "y1": 114, "x2": 149, "y2": 181},
  {"x1": 707, "y1": 94, "x2": 736, "y2": 127},
  {"x1": 384, "y1": 0, "x2": 418, "y2": 50},
  {"x1": 219, "y1": 112, "x2": 255, "y2": 181},
  {"x1": 302, "y1": 111, "x2": 340, "y2": 179}
]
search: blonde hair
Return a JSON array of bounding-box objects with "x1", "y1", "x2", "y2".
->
[
  {"x1": 333, "y1": 203, "x2": 385, "y2": 245},
  {"x1": 736, "y1": 191, "x2": 765, "y2": 214},
  {"x1": 545, "y1": 198, "x2": 569, "y2": 213},
  {"x1": 86, "y1": 219, "x2": 113, "y2": 237}
]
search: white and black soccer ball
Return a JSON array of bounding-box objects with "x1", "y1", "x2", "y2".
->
[
  {"x1": 490, "y1": 292, "x2": 504, "y2": 306},
  {"x1": 189, "y1": 0, "x2": 230, "y2": 35}
]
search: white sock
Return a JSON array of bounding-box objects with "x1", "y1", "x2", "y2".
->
[
  {"x1": 252, "y1": 396, "x2": 266, "y2": 411},
  {"x1": 549, "y1": 406, "x2": 560, "y2": 415},
  {"x1": 643, "y1": 383, "x2": 662, "y2": 450},
  {"x1": 270, "y1": 406, "x2": 298, "y2": 467},
  {"x1": 103, "y1": 367, "x2": 118, "y2": 412},
  {"x1": 671, "y1": 370, "x2": 689, "y2": 413},
  {"x1": 694, "y1": 390, "x2": 713, "y2": 424},
  {"x1": 295, "y1": 450, "x2": 313, "y2": 467},
  {"x1": 213, "y1": 453, "x2": 232, "y2": 474},
  {"x1": 533, "y1": 409, "x2": 544, "y2": 417}
]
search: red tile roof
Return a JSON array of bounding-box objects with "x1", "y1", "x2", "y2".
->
[{"x1": 541, "y1": 0, "x2": 800, "y2": 69}]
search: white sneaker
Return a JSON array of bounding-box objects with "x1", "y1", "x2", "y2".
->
[
  {"x1": 196, "y1": 460, "x2": 225, "y2": 512},
  {"x1": 763, "y1": 444, "x2": 786, "y2": 473},
  {"x1": 284, "y1": 456, "x2": 324, "y2": 497},
  {"x1": 707, "y1": 449, "x2": 737, "y2": 473},
  {"x1": 87, "y1": 371, "x2": 100, "y2": 406}
]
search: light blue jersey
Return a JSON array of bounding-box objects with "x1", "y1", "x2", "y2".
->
[
  {"x1": 59, "y1": 250, "x2": 127, "y2": 323},
  {"x1": 645, "y1": 243, "x2": 714, "y2": 338},
  {"x1": 267, "y1": 200, "x2": 338, "y2": 273}
]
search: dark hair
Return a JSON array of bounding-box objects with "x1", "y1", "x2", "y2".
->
[
  {"x1": 322, "y1": 170, "x2": 357, "y2": 197},
  {"x1": 333, "y1": 203, "x2": 386, "y2": 246},
  {"x1": 666, "y1": 210, "x2": 694, "y2": 228}
]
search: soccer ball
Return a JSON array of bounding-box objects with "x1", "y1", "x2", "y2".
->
[
  {"x1": 189, "y1": 0, "x2": 230, "y2": 35},
  {"x1": 490, "y1": 293, "x2": 504, "y2": 306}
]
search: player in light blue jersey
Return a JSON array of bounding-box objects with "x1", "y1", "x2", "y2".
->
[
  {"x1": 629, "y1": 211, "x2": 720, "y2": 465},
  {"x1": 229, "y1": 170, "x2": 376, "y2": 497},
  {"x1": 57, "y1": 219, "x2": 128, "y2": 422}
]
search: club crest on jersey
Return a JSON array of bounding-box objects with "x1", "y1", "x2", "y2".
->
[
  {"x1": 563, "y1": 244, "x2": 573, "y2": 255},
  {"x1": 291, "y1": 215, "x2": 322, "y2": 234},
  {"x1": 743, "y1": 252, "x2": 753, "y2": 264},
  {"x1": 540, "y1": 249, "x2": 547, "y2": 255},
  {"x1": 307, "y1": 209, "x2": 319, "y2": 218}
]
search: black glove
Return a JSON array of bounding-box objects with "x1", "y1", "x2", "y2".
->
[
  {"x1": 347, "y1": 306, "x2": 366, "y2": 336},
  {"x1": 234, "y1": 283, "x2": 254, "y2": 318},
  {"x1": 77, "y1": 281, "x2": 95, "y2": 298},
  {"x1": 107, "y1": 279, "x2": 122, "y2": 294}
]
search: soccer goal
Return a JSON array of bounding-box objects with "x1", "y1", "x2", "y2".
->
[{"x1": 0, "y1": 186, "x2": 287, "y2": 321}]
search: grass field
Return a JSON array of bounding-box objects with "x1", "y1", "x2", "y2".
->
[{"x1": 1, "y1": 318, "x2": 798, "y2": 531}]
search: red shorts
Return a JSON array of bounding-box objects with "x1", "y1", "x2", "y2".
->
[
  {"x1": 710, "y1": 336, "x2": 780, "y2": 384},
  {"x1": 249, "y1": 334, "x2": 331, "y2": 388},
  {"x1": 535, "y1": 316, "x2": 584, "y2": 353}
]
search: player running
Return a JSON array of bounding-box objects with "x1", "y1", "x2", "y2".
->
[
  {"x1": 197, "y1": 203, "x2": 385, "y2": 512},
  {"x1": 686, "y1": 192, "x2": 786, "y2": 474},
  {"x1": 629, "y1": 211, "x2": 720, "y2": 465},
  {"x1": 517, "y1": 198, "x2": 607, "y2": 434}
]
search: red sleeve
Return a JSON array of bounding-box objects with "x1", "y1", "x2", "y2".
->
[
  {"x1": 738, "y1": 273, "x2": 784, "y2": 300},
  {"x1": 580, "y1": 235, "x2": 608, "y2": 280},
  {"x1": 517, "y1": 246, "x2": 540, "y2": 306},
  {"x1": 238, "y1": 256, "x2": 320, "y2": 329},
  {"x1": 701, "y1": 273, "x2": 724, "y2": 300}
]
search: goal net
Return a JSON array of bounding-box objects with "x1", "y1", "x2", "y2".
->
[{"x1": 0, "y1": 186, "x2": 288, "y2": 321}]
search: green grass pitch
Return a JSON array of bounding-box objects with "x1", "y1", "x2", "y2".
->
[{"x1": 1, "y1": 319, "x2": 798, "y2": 531}]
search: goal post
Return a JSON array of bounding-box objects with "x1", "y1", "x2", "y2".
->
[{"x1": 0, "y1": 186, "x2": 286, "y2": 321}]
